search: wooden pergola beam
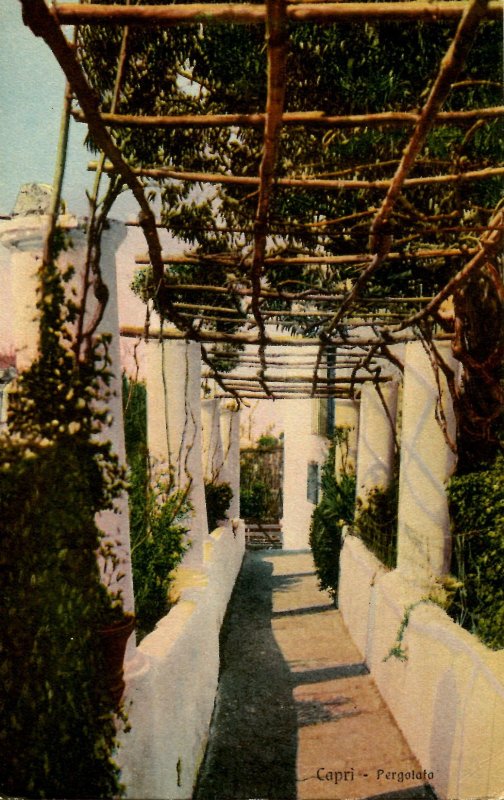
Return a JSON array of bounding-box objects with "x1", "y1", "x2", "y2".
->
[
  {"x1": 136, "y1": 246, "x2": 477, "y2": 267},
  {"x1": 174, "y1": 303, "x2": 403, "y2": 321},
  {"x1": 120, "y1": 324, "x2": 452, "y2": 346},
  {"x1": 90, "y1": 161, "x2": 504, "y2": 190},
  {"x1": 205, "y1": 357, "x2": 371, "y2": 367},
  {"x1": 203, "y1": 373, "x2": 391, "y2": 383},
  {"x1": 250, "y1": 0, "x2": 289, "y2": 397},
  {"x1": 54, "y1": 2, "x2": 504, "y2": 26},
  {"x1": 215, "y1": 391, "x2": 361, "y2": 398},
  {"x1": 72, "y1": 106, "x2": 504, "y2": 130},
  {"x1": 160, "y1": 283, "x2": 434, "y2": 304}
]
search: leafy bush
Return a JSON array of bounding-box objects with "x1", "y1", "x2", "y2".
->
[
  {"x1": 205, "y1": 480, "x2": 233, "y2": 532},
  {"x1": 131, "y1": 476, "x2": 189, "y2": 640},
  {"x1": 309, "y1": 434, "x2": 356, "y2": 600},
  {"x1": 123, "y1": 377, "x2": 189, "y2": 641},
  {"x1": 240, "y1": 435, "x2": 283, "y2": 521},
  {"x1": 257, "y1": 433, "x2": 281, "y2": 448},
  {"x1": 353, "y1": 471, "x2": 399, "y2": 570},
  {"x1": 240, "y1": 480, "x2": 272, "y2": 521},
  {"x1": 448, "y1": 454, "x2": 504, "y2": 650}
]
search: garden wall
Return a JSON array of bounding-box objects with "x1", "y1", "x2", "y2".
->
[
  {"x1": 339, "y1": 534, "x2": 504, "y2": 800},
  {"x1": 117, "y1": 521, "x2": 245, "y2": 799}
]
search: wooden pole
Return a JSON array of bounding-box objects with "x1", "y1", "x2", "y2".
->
[
  {"x1": 72, "y1": 105, "x2": 504, "y2": 130},
  {"x1": 90, "y1": 161, "x2": 504, "y2": 190},
  {"x1": 120, "y1": 324, "x2": 452, "y2": 346},
  {"x1": 55, "y1": 2, "x2": 503, "y2": 26},
  {"x1": 204, "y1": 373, "x2": 391, "y2": 383},
  {"x1": 395, "y1": 207, "x2": 504, "y2": 329},
  {"x1": 160, "y1": 283, "x2": 434, "y2": 304},
  {"x1": 249, "y1": 0, "x2": 289, "y2": 396},
  {"x1": 135, "y1": 246, "x2": 477, "y2": 266}
]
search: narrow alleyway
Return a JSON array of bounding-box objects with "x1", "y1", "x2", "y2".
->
[{"x1": 194, "y1": 550, "x2": 437, "y2": 800}]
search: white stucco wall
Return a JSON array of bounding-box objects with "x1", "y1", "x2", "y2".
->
[
  {"x1": 118, "y1": 522, "x2": 246, "y2": 799},
  {"x1": 339, "y1": 535, "x2": 504, "y2": 800},
  {"x1": 280, "y1": 398, "x2": 328, "y2": 550}
]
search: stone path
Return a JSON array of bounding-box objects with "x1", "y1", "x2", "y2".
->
[{"x1": 194, "y1": 550, "x2": 436, "y2": 800}]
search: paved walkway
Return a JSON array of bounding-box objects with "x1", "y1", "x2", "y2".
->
[{"x1": 194, "y1": 550, "x2": 436, "y2": 800}]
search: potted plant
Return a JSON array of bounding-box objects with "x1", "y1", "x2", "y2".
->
[{"x1": 97, "y1": 539, "x2": 135, "y2": 708}]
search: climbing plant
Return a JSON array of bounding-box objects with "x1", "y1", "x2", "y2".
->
[
  {"x1": 447, "y1": 452, "x2": 504, "y2": 650},
  {"x1": 123, "y1": 376, "x2": 189, "y2": 640},
  {"x1": 309, "y1": 429, "x2": 356, "y2": 600},
  {"x1": 353, "y1": 469, "x2": 400, "y2": 570},
  {"x1": 0, "y1": 236, "x2": 127, "y2": 798}
]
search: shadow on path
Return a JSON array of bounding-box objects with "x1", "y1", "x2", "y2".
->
[
  {"x1": 362, "y1": 787, "x2": 437, "y2": 800},
  {"x1": 194, "y1": 551, "x2": 298, "y2": 800}
]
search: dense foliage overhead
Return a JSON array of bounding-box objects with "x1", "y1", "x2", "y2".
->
[
  {"x1": 76, "y1": 1, "x2": 503, "y2": 458},
  {"x1": 79, "y1": 4, "x2": 503, "y2": 306}
]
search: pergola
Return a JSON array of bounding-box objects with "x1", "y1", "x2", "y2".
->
[{"x1": 19, "y1": 0, "x2": 504, "y2": 404}]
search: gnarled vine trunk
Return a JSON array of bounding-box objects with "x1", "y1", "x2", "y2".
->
[{"x1": 452, "y1": 261, "x2": 504, "y2": 471}]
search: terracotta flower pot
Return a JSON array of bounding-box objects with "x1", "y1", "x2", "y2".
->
[{"x1": 98, "y1": 613, "x2": 135, "y2": 708}]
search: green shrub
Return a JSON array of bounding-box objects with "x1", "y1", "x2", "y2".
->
[
  {"x1": 240, "y1": 480, "x2": 272, "y2": 520},
  {"x1": 239, "y1": 435, "x2": 283, "y2": 521},
  {"x1": 256, "y1": 433, "x2": 280, "y2": 448},
  {"x1": 123, "y1": 376, "x2": 189, "y2": 641},
  {"x1": 131, "y1": 476, "x2": 189, "y2": 640},
  {"x1": 0, "y1": 442, "x2": 124, "y2": 799},
  {"x1": 448, "y1": 453, "x2": 504, "y2": 650},
  {"x1": 205, "y1": 480, "x2": 233, "y2": 532},
  {"x1": 353, "y1": 471, "x2": 399, "y2": 570},
  {"x1": 309, "y1": 434, "x2": 356, "y2": 600}
]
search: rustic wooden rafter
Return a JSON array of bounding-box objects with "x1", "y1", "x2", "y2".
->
[
  {"x1": 394, "y1": 207, "x2": 504, "y2": 330},
  {"x1": 90, "y1": 161, "x2": 504, "y2": 191},
  {"x1": 53, "y1": 1, "x2": 504, "y2": 26},
  {"x1": 161, "y1": 283, "x2": 434, "y2": 304},
  {"x1": 72, "y1": 105, "x2": 504, "y2": 130},
  {"x1": 120, "y1": 324, "x2": 452, "y2": 347},
  {"x1": 250, "y1": 0, "x2": 289, "y2": 398},
  {"x1": 136, "y1": 246, "x2": 477, "y2": 267},
  {"x1": 202, "y1": 372, "x2": 391, "y2": 384}
]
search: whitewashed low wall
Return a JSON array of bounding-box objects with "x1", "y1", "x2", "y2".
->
[
  {"x1": 338, "y1": 532, "x2": 387, "y2": 662},
  {"x1": 339, "y1": 535, "x2": 504, "y2": 800},
  {"x1": 118, "y1": 520, "x2": 245, "y2": 800}
]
